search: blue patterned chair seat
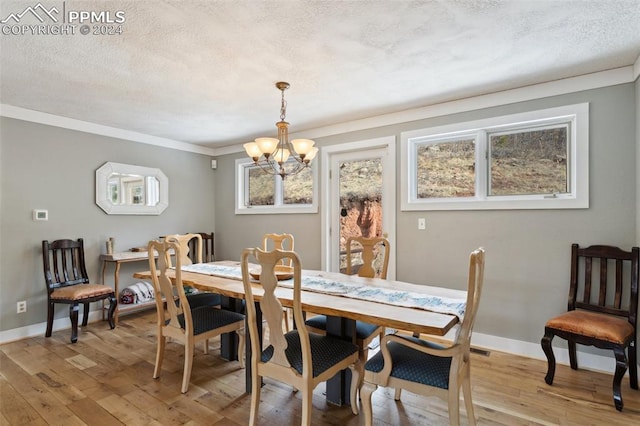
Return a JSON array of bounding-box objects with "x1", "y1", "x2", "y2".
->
[
  {"x1": 262, "y1": 330, "x2": 358, "y2": 378},
  {"x1": 186, "y1": 292, "x2": 221, "y2": 308},
  {"x1": 305, "y1": 315, "x2": 380, "y2": 340},
  {"x1": 175, "y1": 292, "x2": 222, "y2": 310},
  {"x1": 365, "y1": 336, "x2": 452, "y2": 389},
  {"x1": 172, "y1": 306, "x2": 244, "y2": 336}
]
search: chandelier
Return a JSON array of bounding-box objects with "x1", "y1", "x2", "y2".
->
[{"x1": 243, "y1": 82, "x2": 318, "y2": 179}]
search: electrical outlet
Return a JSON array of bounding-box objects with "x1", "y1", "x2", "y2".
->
[
  {"x1": 17, "y1": 300, "x2": 27, "y2": 313},
  {"x1": 418, "y1": 218, "x2": 426, "y2": 230}
]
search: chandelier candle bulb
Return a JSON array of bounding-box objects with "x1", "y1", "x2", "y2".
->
[
  {"x1": 305, "y1": 147, "x2": 319, "y2": 162},
  {"x1": 244, "y1": 142, "x2": 262, "y2": 160},
  {"x1": 291, "y1": 139, "x2": 315, "y2": 156},
  {"x1": 274, "y1": 148, "x2": 290, "y2": 164},
  {"x1": 255, "y1": 137, "x2": 279, "y2": 156}
]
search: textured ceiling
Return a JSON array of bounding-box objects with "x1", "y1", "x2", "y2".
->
[{"x1": 1, "y1": 0, "x2": 640, "y2": 148}]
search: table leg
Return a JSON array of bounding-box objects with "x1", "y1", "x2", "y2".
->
[
  {"x1": 326, "y1": 315, "x2": 356, "y2": 406},
  {"x1": 114, "y1": 262, "x2": 121, "y2": 325},
  {"x1": 220, "y1": 296, "x2": 243, "y2": 361},
  {"x1": 101, "y1": 261, "x2": 108, "y2": 321}
]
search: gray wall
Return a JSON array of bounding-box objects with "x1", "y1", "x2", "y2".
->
[
  {"x1": 0, "y1": 117, "x2": 216, "y2": 331},
  {"x1": 214, "y1": 83, "x2": 637, "y2": 346}
]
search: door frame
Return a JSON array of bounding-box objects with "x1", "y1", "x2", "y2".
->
[{"x1": 321, "y1": 136, "x2": 396, "y2": 279}]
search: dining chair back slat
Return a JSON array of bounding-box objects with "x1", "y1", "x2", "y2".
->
[
  {"x1": 345, "y1": 236, "x2": 390, "y2": 279},
  {"x1": 164, "y1": 233, "x2": 202, "y2": 267},
  {"x1": 262, "y1": 233, "x2": 295, "y2": 331},
  {"x1": 262, "y1": 233, "x2": 294, "y2": 267}
]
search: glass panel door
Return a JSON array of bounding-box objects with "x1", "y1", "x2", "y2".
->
[{"x1": 325, "y1": 141, "x2": 395, "y2": 279}]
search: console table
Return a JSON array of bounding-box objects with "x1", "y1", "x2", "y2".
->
[{"x1": 101, "y1": 250, "x2": 159, "y2": 324}]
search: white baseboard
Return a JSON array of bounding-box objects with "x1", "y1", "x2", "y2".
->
[
  {"x1": 472, "y1": 331, "x2": 639, "y2": 375},
  {"x1": 0, "y1": 311, "x2": 103, "y2": 344}
]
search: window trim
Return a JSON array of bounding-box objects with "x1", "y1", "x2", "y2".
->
[
  {"x1": 235, "y1": 157, "x2": 319, "y2": 214},
  {"x1": 401, "y1": 103, "x2": 589, "y2": 211}
]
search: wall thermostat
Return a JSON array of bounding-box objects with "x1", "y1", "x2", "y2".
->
[{"x1": 33, "y1": 209, "x2": 48, "y2": 221}]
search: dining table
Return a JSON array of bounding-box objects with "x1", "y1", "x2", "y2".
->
[{"x1": 133, "y1": 261, "x2": 467, "y2": 406}]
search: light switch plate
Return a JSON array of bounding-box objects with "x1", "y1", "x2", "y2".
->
[{"x1": 33, "y1": 209, "x2": 48, "y2": 221}]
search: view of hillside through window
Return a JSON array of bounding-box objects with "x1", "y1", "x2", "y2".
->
[
  {"x1": 247, "y1": 163, "x2": 313, "y2": 206},
  {"x1": 417, "y1": 139, "x2": 476, "y2": 198},
  {"x1": 416, "y1": 126, "x2": 568, "y2": 198},
  {"x1": 489, "y1": 127, "x2": 568, "y2": 195}
]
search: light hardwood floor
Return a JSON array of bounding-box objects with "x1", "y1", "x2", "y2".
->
[{"x1": 1, "y1": 311, "x2": 639, "y2": 425}]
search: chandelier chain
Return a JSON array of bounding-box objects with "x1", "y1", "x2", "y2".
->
[{"x1": 280, "y1": 89, "x2": 287, "y2": 122}]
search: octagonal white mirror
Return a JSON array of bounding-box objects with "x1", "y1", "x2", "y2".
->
[{"x1": 96, "y1": 162, "x2": 168, "y2": 215}]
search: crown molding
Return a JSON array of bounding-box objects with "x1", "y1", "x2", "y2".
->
[{"x1": 0, "y1": 105, "x2": 217, "y2": 156}]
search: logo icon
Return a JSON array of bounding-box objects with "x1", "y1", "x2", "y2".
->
[{"x1": 1, "y1": 2, "x2": 59, "y2": 24}]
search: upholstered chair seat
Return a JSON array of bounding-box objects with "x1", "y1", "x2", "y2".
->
[
  {"x1": 545, "y1": 310, "x2": 634, "y2": 344},
  {"x1": 365, "y1": 336, "x2": 452, "y2": 389},
  {"x1": 262, "y1": 331, "x2": 358, "y2": 378}
]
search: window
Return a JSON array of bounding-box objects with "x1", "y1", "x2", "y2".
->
[
  {"x1": 401, "y1": 103, "x2": 588, "y2": 210},
  {"x1": 235, "y1": 158, "x2": 318, "y2": 214}
]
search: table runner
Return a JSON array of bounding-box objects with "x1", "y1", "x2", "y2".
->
[{"x1": 181, "y1": 263, "x2": 466, "y2": 319}]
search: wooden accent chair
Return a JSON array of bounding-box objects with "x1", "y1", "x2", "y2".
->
[
  {"x1": 148, "y1": 240, "x2": 245, "y2": 393},
  {"x1": 240, "y1": 247, "x2": 360, "y2": 425},
  {"x1": 541, "y1": 244, "x2": 639, "y2": 411},
  {"x1": 189, "y1": 232, "x2": 215, "y2": 263},
  {"x1": 42, "y1": 238, "x2": 116, "y2": 343},
  {"x1": 262, "y1": 233, "x2": 295, "y2": 330},
  {"x1": 305, "y1": 236, "x2": 389, "y2": 375},
  {"x1": 361, "y1": 248, "x2": 485, "y2": 426}
]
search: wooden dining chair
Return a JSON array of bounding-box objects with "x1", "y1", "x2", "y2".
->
[
  {"x1": 241, "y1": 247, "x2": 360, "y2": 425},
  {"x1": 164, "y1": 233, "x2": 222, "y2": 353},
  {"x1": 262, "y1": 232, "x2": 295, "y2": 330},
  {"x1": 345, "y1": 235, "x2": 390, "y2": 279},
  {"x1": 360, "y1": 247, "x2": 485, "y2": 426},
  {"x1": 148, "y1": 239, "x2": 245, "y2": 393},
  {"x1": 165, "y1": 233, "x2": 220, "y2": 303},
  {"x1": 262, "y1": 233, "x2": 294, "y2": 266},
  {"x1": 164, "y1": 233, "x2": 202, "y2": 267},
  {"x1": 541, "y1": 244, "x2": 639, "y2": 411},
  {"x1": 42, "y1": 238, "x2": 117, "y2": 343},
  {"x1": 305, "y1": 236, "x2": 389, "y2": 374}
]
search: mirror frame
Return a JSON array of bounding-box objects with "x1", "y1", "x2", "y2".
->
[{"x1": 96, "y1": 162, "x2": 169, "y2": 215}]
